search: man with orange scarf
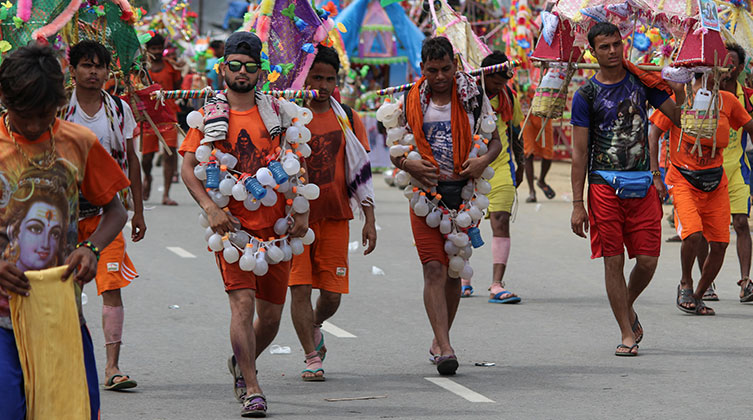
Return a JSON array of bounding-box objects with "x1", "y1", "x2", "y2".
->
[{"x1": 391, "y1": 37, "x2": 501, "y2": 375}]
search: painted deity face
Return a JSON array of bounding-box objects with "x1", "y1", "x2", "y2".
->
[{"x1": 16, "y1": 201, "x2": 63, "y2": 271}]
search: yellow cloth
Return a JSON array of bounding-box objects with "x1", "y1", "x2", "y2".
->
[
  {"x1": 10, "y1": 265, "x2": 90, "y2": 420},
  {"x1": 486, "y1": 93, "x2": 523, "y2": 214}
]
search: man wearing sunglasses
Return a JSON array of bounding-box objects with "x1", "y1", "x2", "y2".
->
[{"x1": 179, "y1": 31, "x2": 309, "y2": 418}]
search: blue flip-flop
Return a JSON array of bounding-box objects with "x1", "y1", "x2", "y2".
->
[
  {"x1": 488, "y1": 290, "x2": 521, "y2": 304},
  {"x1": 461, "y1": 285, "x2": 474, "y2": 297}
]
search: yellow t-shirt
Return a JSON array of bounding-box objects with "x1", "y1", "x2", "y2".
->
[
  {"x1": 722, "y1": 83, "x2": 753, "y2": 179},
  {"x1": 489, "y1": 91, "x2": 524, "y2": 184}
]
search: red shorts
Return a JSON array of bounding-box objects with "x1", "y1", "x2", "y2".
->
[
  {"x1": 410, "y1": 208, "x2": 448, "y2": 266},
  {"x1": 671, "y1": 179, "x2": 730, "y2": 243},
  {"x1": 588, "y1": 183, "x2": 662, "y2": 259},
  {"x1": 214, "y1": 227, "x2": 290, "y2": 305},
  {"x1": 290, "y1": 219, "x2": 349, "y2": 293},
  {"x1": 141, "y1": 125, "x2": 178, "y2": 154}
]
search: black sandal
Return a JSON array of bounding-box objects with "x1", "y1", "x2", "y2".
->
[
  {"x1": 631, "y1": 313, "x2": 643, "y2": 344},
  {"x1": 693, "y1": 299, "x2": 715, "y2": 316},
  {"x1": 676, "y1": 284, "x2": 696, "y2": 314},
  {"x1": 739, "y1": 278, "x2": 753, "y2": 303}
]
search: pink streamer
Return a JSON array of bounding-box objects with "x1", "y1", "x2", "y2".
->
[
  {"x1": 31, "y1": 0, "x2": 82, "y2": 43},
  {"x1": 290, "y1": 52, "x2": 317, "y2": 90},
  {"x1": 17, "y1": 0, "x2": 32, "y2": 22}
]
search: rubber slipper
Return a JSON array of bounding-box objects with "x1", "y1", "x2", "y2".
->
[
  {"x1": 302, "y1": 354, "x2": 325, "y2": 382},
  {"x1": 461, "y1": 285, "x2": 474, "y2": 297},
  {"x1": 631, "y1": 313, "x2": 643, "y2": 344},
  {"x1": 241, "y1": 393, "x2": 267, "y2": 418},
  {"x1": 488, "y1": 290, "x2": 521, "y2": 304},
  {"x1": 435, "y1": 354, "x2": 458, "y2": 376},
  {"x1": 615, "y1": 344, "x2": 638, "y2": 357},
  {"x1": 538, "y1": 182, "x2": 556, "y2": 199},
  {"x1": 104, "y1": 374, "x2": 137, "y2": 391}
]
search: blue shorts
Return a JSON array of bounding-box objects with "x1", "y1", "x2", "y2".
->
[{"x1": 0, "y1": 324, "x2": 100, "y2": 419}]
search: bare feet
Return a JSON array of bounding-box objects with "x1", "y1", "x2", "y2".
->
[{"x1": 162, "y1": 196, "x2": 178, "y2": 206}]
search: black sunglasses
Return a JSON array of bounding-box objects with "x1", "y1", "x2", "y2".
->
[{"x1": 226, "y1": 60, "x2": 259, "y2": 74}]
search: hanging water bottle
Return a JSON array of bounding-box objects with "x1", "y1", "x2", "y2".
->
[
  {"x1": 268, "y1": 160, "x2": 289, "y2": 185},
  {"x1": 244, "y1": 177, "x2": 267, "y2": 200},
  {"x1": 205, "y1": 162, "x2": 220, "y2": 189},
  {"x1": 467, "y1": 226, "x2": 484, "y2": 248}
]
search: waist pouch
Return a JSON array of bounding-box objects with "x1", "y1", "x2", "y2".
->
[
  {"x1": 592, "y1": 170, "x2": 652, "y2": 199},
  {"x1": 673, "y1": 165, "x2": 723, "y2": 192},
  {"x1": 436, "y1": 179, "x2": 468, "y2": 210}
]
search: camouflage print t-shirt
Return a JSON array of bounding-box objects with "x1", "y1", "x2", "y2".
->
[{"x1": 571, "y1": 72, "x2": 669, "y2": 183}]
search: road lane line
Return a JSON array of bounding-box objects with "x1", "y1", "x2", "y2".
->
[
  {"x1": 425, "y1": 378, "x2": 495, "y2": 403},
  {"x1": 321, "y1": 321, "x2": 356, "y2": 338},
  {"x1": 167, "y1": 246, "x2": 196, "y2": 258}
]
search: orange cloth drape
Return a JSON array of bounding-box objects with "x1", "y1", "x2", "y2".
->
[{"x1": 406, "y1": 76, "x2": 473, "y2": 174}]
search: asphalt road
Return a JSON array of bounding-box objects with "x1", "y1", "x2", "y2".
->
[{"x1": 84, "y1": 161, "x2": 753, "y2": 419}]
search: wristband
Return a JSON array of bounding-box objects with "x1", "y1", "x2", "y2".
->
[
  {"x1": 76, "y1": 240, "x2": 100, "y2": 261},
  {"x1": 651, "y1": 170, "x2": 662, "y2": 177},
  {"x1": 572, "y1": 199, "x2": 584, "y2": 203}
]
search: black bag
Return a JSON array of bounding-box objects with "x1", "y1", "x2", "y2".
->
[
  {"x1": 674, "y1": 165, "x2": 723, "y2": 192},
  {"x1": 436, "y1": 179, "x2": 468, "y2": 210}
]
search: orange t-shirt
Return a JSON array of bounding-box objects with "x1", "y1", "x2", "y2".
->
[
  {"x1": 306, "y1": 107, "x2": 369, "y2": 224},
  {"x1": 651, "y1": 91, "x2": 751, "y2": 184},
  {"x1": 149, "y1": 61, "x2": 182, "y2": 114},
  {"x1": 180, "y1": 106, "x2": 286, "y2": 231},
  {"x1": 0, "y1": 119, "x2": 130, "y2": 318}
]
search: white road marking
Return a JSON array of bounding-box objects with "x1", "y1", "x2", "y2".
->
[
  {"x1": 321, "y1": 321, "x2": 356, "y2": 338},
  {"x1": 425, "y1": 378, "x2": 495, "y2": 403},
  {"x1": 167, "y1": 246, "x2": 196, "y2": 258}
]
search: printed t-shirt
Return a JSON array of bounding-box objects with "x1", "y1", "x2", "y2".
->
[
  {"x1": 306, "y1": 107, "x2": 369, "y2": 224},
  {"x1": 571, "y1": 72, "x2": 670, "y2": 182},
  {"x1": 422, "y1": 99, "x2": 474, "y2": 181},
  {"x1": 180, "y1": 106, "x2": 286, "y2": 231},
  {"x1": 650, "y1": 90, "x2": 751, "y2": 186},
  {"x1": 0, "y1": 119, "x2": 130, "y2": 322},
  {"x1": 489, "y1": 92, "x2": 524, "y2": 179},
  {"x1": 722, "y1": 83, "x2": 753, "y2": 183}
]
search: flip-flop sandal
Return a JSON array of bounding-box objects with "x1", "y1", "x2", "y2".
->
[
  {"x1": 676, "y1": 284, "x2": 696, "y2": 314},
  {"x1": 461, "y1": 285, "x2": 474, "y2": 297},
  {"x1": 739, "y1": 279, "x2": 753, "y2": 303},
  {"x1": 538, "y1": 183, "x2": 556, "y2": 199},
  {"x1": 489, "y1": 290, "x2": 521, "y2": 304},
  {"x1": 615, "y1": 344, "x2": 638, "y2": 357},
  {"x1": 429, "y1": 349, "x2": 437, "y2": 364},
  {"x1": 435, "y1": 354, "x2": 459, "y2": 375},
  {"x1": 702, "y1": 283, "x2": 719, "y2": 301},
  {"x1": 525, "y1": 195, "x2": 537, "y2": 203},
  {"x1": 693, "y1": 299, "x2": 715, "y2": 316},
  {"x1": 228, "y1": 355, "x2": 246, "y2": 402},
  {"x1": 104, "y1": 374, "x2": 137, "y2": 391},
  {"x1": 302, "y1": 354, "x2": 325, "y2": 382},
  {"x1": 631, "y1": 313, "x2": 643, "y2": 344},
  {"x1": 241, "y1": 393, "x2": 267, "y2": 418}
]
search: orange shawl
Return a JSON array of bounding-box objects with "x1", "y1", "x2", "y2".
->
[
  {"x1": 623, "y1": 59, "x2": 672, "y2": 96},
  {"x1": 405, "y1": 76, "x2": 473, "y2": 174}
]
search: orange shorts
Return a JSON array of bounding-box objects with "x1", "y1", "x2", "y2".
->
[
  {"x1": 141, "y1": 125, "x2": 178, "y2": 154},
  {"x1": 78, "y1": 215, "x2": 138, "y2": 295},
  {"x1": 523, "y1": 115, "x2": 554, "y2": 159},
  {"x1": 410, "y1": 208, "x2": 448, "y2": 266},
  {"x1": 289, "y1": 219, "x2": 349, "y2": 294},
  {"x1": 214, "y1": 227, "x2": 290, "y2": 305},
  {"x1": 671, "y1": 179, "x2": 731, "y2": 243}
]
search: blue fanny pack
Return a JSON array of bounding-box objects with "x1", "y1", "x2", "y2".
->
[{"x1": 593, "y1": 170, "x2": 652, "y2": 199}]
